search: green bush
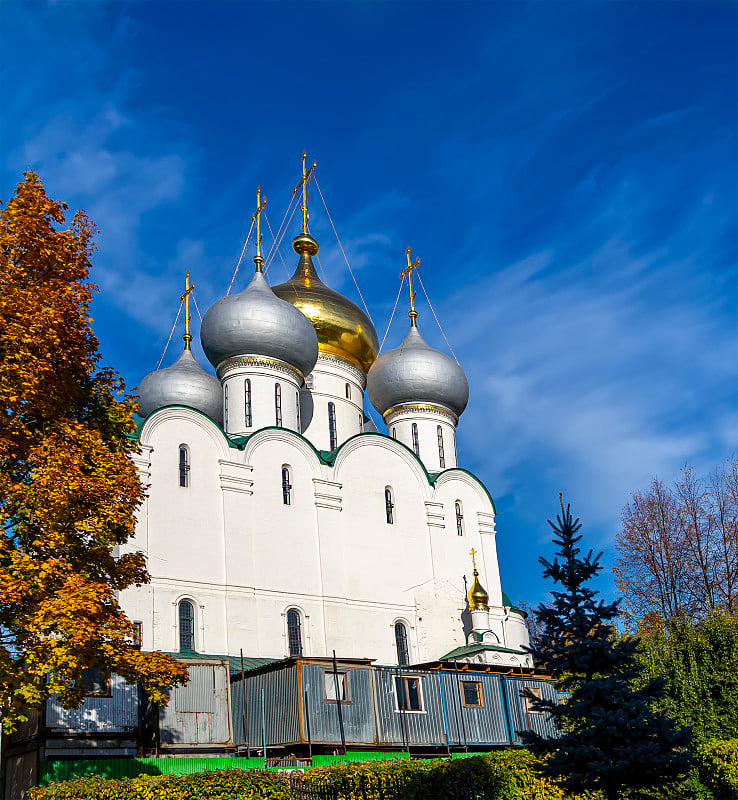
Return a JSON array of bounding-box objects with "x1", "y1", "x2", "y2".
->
[
  {"x1": 696, "y1": 739, "x2": 738, "y2": 800},
  {"x1": 27, "y1": 768, "x2": 289, "y2": 800}
]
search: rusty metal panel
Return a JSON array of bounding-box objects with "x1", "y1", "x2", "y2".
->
[
  {"x1": 45, "y1": 673, "x2": 138, "y2": 733},
  {"x1": 299, "y1": 664, "x2": 375, "y2": 745},
  {"x1": 159, "y1": 661, "x2": 232, "y2": 747}
]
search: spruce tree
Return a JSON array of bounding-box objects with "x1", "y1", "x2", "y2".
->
[{"x1": 521, "y1": 495, "x2": 692, "y2": 799}]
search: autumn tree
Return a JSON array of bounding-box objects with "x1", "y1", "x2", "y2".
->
[
  {"x1": 0, "y1": 172, "x2": 188, "y2": 732},
  {"x1": 615, "y1": 458, "x2": 738, "y2": 624}
]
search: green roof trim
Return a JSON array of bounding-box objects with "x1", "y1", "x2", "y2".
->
[
  {"x1": 164, "y1": 650, "x2": 278, "y2": 674},
  {"x1": 439, "y1": 642, "x2": 527, "y2": 661},
  {"x1": 130, "y1": 414, "x2": 496, "y2": 512}
]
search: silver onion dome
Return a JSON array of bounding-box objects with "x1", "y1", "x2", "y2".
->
[
  {"x1": 136, "y1": 345, "x2": 223, "y2": 424},
  {"x1": 200, "y1": 269, "x2": 318, "y2": 376},
  {"x1": 367, "y1": 324, "x2": 469, "y2": 418}
]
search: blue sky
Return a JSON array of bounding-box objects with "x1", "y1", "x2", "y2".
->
[{"x1": 2, "y1": 1, "x2": 736, "y2": 612}]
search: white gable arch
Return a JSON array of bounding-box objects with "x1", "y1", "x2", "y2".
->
[
  {"x1": 433, "y1": 469, "x2": 495, "y2": 513},
  {"x1": 242, "y1": 427, "x2": 324, "y2": 474},
  {"x1": 139, "y1": 406, "x2": 233, "y2": 460}
]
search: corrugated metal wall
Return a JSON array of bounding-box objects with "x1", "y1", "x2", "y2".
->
[
  {"x1": 299, "y1": 663, "x2": 375, "y2": 745},
  {"x1": 231, "y1": 664, "x2": 300, "y2": 748},
  {"x1": 373, "y1": 668, "x2": 448, "y2": 746},
  {"x1": 439, "y1": 672, "x2": 510, "y2": 746},
  {"x1": 159, "y1": 662, "x2": 232, "y2": 747},
  {"x1": 502, "y1": 677, "x2": 559, "y2": 743},
  {"x1": 46, "y1": 673, "x2": 138, "y2": 733}
]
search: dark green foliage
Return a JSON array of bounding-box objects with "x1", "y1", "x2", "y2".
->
[
  {"x1": 522, "y1": 497, "x2": 692, "y2": 800},
  {"x1": 638, "y1": 613, "x2": 738, "y2": 744}
]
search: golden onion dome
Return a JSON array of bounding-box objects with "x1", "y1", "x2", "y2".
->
[
  {"x1": 468, "y1": 569, "x2": 489, "y2": 611},
  {"x1": 272, "y1": 233, "x2": 379, "y2": 374}
]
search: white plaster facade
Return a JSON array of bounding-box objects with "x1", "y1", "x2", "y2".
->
[{"x1": 120, "y1": 362, "x2": 531, "y2": 668}]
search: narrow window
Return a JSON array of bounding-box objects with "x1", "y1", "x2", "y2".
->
[
  {"x1": 296, "y1": 392, "x2": 301, "y2": 430},
  {"x1": 323, "y1": 670, "x2": 348, "y2": 702},
  {"x1": 282, "y1": 466, "x2": 292, "y2": 506},
  {"x1": 385, "y1": 487, "x2": 395, "y2": 525},
  {"x1": 179, "y1": 445, "x2": 190, "y2": 488},
  {"x1": 275, "y1": 383, "x2": 282, "y2": 427},
  {"x1": 179, "y1": 600, "x2": 195, "y2": 651},
  {"x1": 395, "y1": 621, "x2": 409, "y2": 665},
  {"x1": 411, "y1": 423, "x2": 420, "y2": 456},
  {"x1": 287, "y1": 609, "x2": 302, "y2": 657},
  {"x1": 392, "y1": 427, "x2": 397, "y2": 439},
  {"x1": 224, "y1": 383, "x2": 229, "y2": 425},
  {"x1": 462, "y1": 680, "x2": 483, "y2": 707},
  {"x1": 81, "y1": 666, "x2": 111, "y2": 697},
  {"x1": 244, "y1": 379, "x2": 252, "y2": 427},
  {"x1": 328, "y1": 402, "x2": 337, "y2": 450},
  {"x1": 359, "y1": 413, "x2": 363, "y2": 432},
  {"x1": 395, "y1": 676, "x2": 422, "y2": 711},
  {"x1": 345, "y1": 382, "x2": 351, "y2": 399},
  {"x1": 437, "y1": 426, "x2": 445, "y2": 468},
  {"x1": 306, "y1": 374, "x2": 314, "y2": 389},
  {"x1": 132, "y1": 621, "x2": 143, "y2": 646},
  {"x1": 455, "y1": 501, "x2": 464, "y2": 536}
]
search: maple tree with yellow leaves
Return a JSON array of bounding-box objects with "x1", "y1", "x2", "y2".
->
[{"x1": 0, "y1": 172, "x2": 188, "y2": 732}]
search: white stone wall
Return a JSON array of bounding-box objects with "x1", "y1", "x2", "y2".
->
[
  {"x1": 385, "y1": 406, "x2": 458, "y2": 471},
  {"x1": 119, "y1": 406, "x2": 528, "y2": 666}
]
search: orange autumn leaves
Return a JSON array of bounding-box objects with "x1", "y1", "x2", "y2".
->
[{"x1": 0, "y1": 172, "x2": 187, "y2": 731}]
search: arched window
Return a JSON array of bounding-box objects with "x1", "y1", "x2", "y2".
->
[
  {"x1": 275, "y1": 383, "x2": 282, "y2": 427},
  {"x1": 385, "y1": 487, "x2": 395, "y2": 524},
  {"x1": 244, "y1": 379, "x2": 252, "y2": 427},
  {"x1": 328, "y1": 402, "x2": 337, "y2": 450},
  {"x1": 296, "y1": 392, "x2": 301, "y2": 430},
  {"x1": 392, "y1": 427, "x2": 397, "y2": 439},
  {"x1": 345, "y1": 382, "x2": 351, "y2": 399},
  {"x1": 455, "y1": 500, "x2": 464, "y2": 536},
  {"x1": 411, "y1": 423, "x2": 420, "y2": 456},
  {"x1": 178, "y1": 445, "x2": 190, "y2": 488},
  {"x1": 224, "y1": 384, "x2": 229, "y2": 426},
  {"x1": 395, "y1": 621, "x2": 409, "y2": 665},
  {"x1": 179, "y1": 600, "x2": 195, "y2": 651},
  {"x1": 282, "y1": 466, "x2": 292, "y2": 505},
  {"x1": 287, "y1": 608, "x2": 303, "y2": 657},
  {"x1": 306, "y1": 374, "x2": 314, "y2": 389},
  {"x1": 437, "y1": 426, "x2": 446, "y2": 469}
]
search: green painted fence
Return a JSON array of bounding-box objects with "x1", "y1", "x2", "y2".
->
[{"x1": 39, "y1": 751, "x2": 411, "y2": 785}]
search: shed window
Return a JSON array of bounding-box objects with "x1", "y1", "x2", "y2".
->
[
  {"x1": 275, "y1": 383, "x2": 282, "y2": 427},
  {"x1": 411, "y1": 423, "x2": 420, "y2": 456},
  {"x1": 323, "y1": 670, "x2": 348, "y2": 702},
  {"x1": 385, "y1": 487, "x2": 395, "y2": 525},
  {"x1": 244, "y1": 379, "x2": 252, "y2": 427},
  {"x1": 178, "y1": 445, "x2": 190, "y2": 488},
  {"x1": 395, "y1": 676, "x2": 422, "y2": 711},
  {"x1": 395, "y1": 621, "x2": 409, "y2": 665},
  {"x1": 287, "y1": 608, "x2": 303, "y2": 657},
  {"x1": 282, "y1": 466, "x2": 292, "y2": 505},
  {"x1": 328, "y1": 402, "x2": 337, "y2": 450},
  {"x1": 437, "y1": 426, "x2": 445, "y2": 468},
  {"x1": 81, "y1": 666, "x2": 111, "y2": 697},
  {"x1": 525, "y1": 686, "x2": 544, "y2": 714},
  {"x1": 462, "y1": 680, "x2": 483, "y2": 707},
  {"x1": 455, "y1": 501, "x2": 464, "y2": 536},
  {"x1": 178, "y1": 600, "x2": 195, "y2": 651}
]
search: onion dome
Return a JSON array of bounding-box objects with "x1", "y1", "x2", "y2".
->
[
  {"x1": 200, "y1": 265, "x2": 319, "y2": 377},
  {"x1": 467, "y1": 552, "x2": 489, "y2": 610},
  {"x1": 136, "y1": 339, "x2": 223, "y2": 424},
  {"x1": 367, "y1": 324, "x2": 469, "y2": 418},
  {"x1": 272, "y1": 233, "x2": 379, "y2": 374}
]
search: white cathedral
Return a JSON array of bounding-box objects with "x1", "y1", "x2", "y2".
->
[{"x1": 121, "y1": 180, "x2": 531, "y2": 671}]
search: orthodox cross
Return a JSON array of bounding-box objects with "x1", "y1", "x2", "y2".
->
[
  {"x1": 180, "y1": 271, "x2": 196, "y2": 348},
  {"x1": 469, "y1": 547, "x2": 478, "y2": 572},
  {"x1": 252, "y1": 186, "x2": 267, "y2": 270},
  {"x1": 399, "y1": 246, "x2": 421, "y2": 327},
  {"x1": 292, "y1": 151, "x2": 317, "y2": 233}
]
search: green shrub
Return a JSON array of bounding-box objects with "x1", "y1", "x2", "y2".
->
[
  {"x1": 27, "y1": 768, "x2": 289, "y2": 800},
  {"x1": 696, "y1": 739, "x2": 738, "y2": 800}
]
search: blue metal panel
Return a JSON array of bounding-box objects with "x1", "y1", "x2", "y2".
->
[
  {"x1": 503, "y1": 677, "x2": 560, "y2": 743},
  {"x1": 232, "y1": 665, "x2": 300, "y2": 748},
  {"x1": 46, "y1": 673, "x2": 138, "y2": 734},
  {"x1": 439, "y1": 671, "x2": 509, "y2": 746},
  {"x1": 373, "y1": 667, "x2": 447, "y2": 746}
]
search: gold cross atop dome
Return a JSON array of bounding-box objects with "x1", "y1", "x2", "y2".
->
[
  {"x1": 399, "y1": 246, "x2": 421, "y2": 327},
  {"x1": 180, "y1": 271, "x2": 196, "y2": 349},
  {"x1": 252, "y1": 186, "x2": 267, "y2": 271},
  {"x1": 293, "y1": 151, "x2": 317, "y2": 234},
  {"x1": 467, "y1": 547, "x2": 489, "y2": 611}
]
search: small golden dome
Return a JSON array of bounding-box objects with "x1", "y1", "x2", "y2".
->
[
  {"x1": 468, "y1": 569, "x2": 489, "y2": 611},
  {"x1": 272, "y1": 234, "x2": 379, "y2": 374}
]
